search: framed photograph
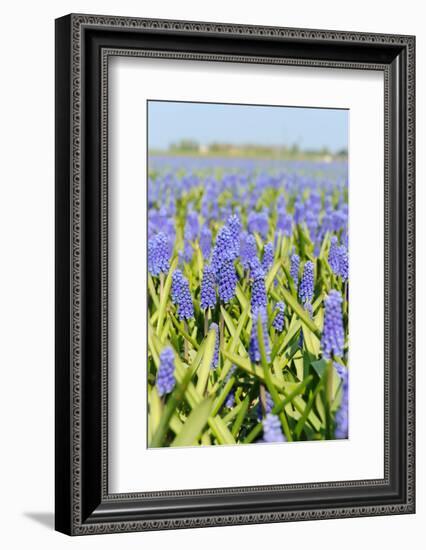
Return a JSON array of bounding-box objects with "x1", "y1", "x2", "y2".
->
[{"x1": 55, "y1": 14, "x2": 415, "y2": 535}]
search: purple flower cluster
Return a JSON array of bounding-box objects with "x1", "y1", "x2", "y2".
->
[
  {"x1": 217, "y1": 259, "x2": 237, "y2": 303},
  {"x1": 200, "y1": 264, "x2": 216, "y2": 310},
  {"x1": 328, "y1": 236, "x2": 340, "y2": 273},
  {"x1": 262, "y1": 242, "x2": 274, "y2": 273},
  {"x1": 156, "y1": 347, "x2": 176, "y2": 396},
  {"x1": 290, "y1": 253, "x2": 300, "y2": 287},
  {"x1": 334, "y1": 362, "x2": 348, "y2": 439},
  {"x1": 299, "y1": 261, "x2": 314, "y2": 303},
  {"x1": 276, "y1": 196, "x2": 293, "y2": 236},
  {"x1": 171, "y1": 269, "x2": 194, "y2": 320},
  {"x1": 199, "y1": 224, "x2": 212, "y2": 259},
  {"x1": 210, "y1": 322, "x2": 220, "y2": 369},
  {"x1": 227, "y1": 214, "x2": 241, "y2": 256},
  {"x1": 185, "y1": 209, "x2": 199, "y2": 242},
  {"x1": 337, "y1": 244, "x2": 349, "y2": 281},
  {"x1": 321, "y1": 290, "x2": 344, "y2": 359},
  {"x1": 272, "y1": 301, "x2": 285, "y2": 332},
  {"x1": 262, "y1": 414, "x2": 286, "y2": 443},
  {"x1": 211, "y1": 225, "x2": 236, "y2": 275},
  {"x1": 294, "y1": 198, "x2": 305, "y2": 224},
  {"x1": 148, "y1": 232, "x2": 170, "y2": 276},
  {"x1": 240, "y1": 232, "x2": 258, "y2": 270},
  {"x1": 328, "y1": 237, "x2": 349, "y2": 281},
  {"x1": 249, "y1": 307, "x2": 270, "y2": 364},
  {"x1": 251, "y1": 268, "x2": 267, "y2": 313},
  {"x1": 265, "y1": 391, "x2": 274, "y2": 413},
  {"x1": 248, "y1": 210, "x2": 269, "y2": 239}
]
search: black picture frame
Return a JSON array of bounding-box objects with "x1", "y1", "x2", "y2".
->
[{"x1": 55, "y1": 13, "x2": 415, "y2": 535}]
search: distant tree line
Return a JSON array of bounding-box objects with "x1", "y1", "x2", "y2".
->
[{"x1": 159, "y1": 139, "x2": 348, "y2": 160}]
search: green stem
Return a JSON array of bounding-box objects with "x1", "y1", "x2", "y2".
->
[
  {"x1": 259, "y1": 383, "x2": 267, "y2": 414},
  {"x1": 219, "y1": 310, "x2": 224, "y2": 349},
  {"x1": 159, "y1": 273, "x2": 164, "y2": 302},
  {"x1": 183, "y1": 320, "x2": 189, "y2": 362},
  {"x1": 204, "y1": 308, "x2": 210, "y2": 337}
]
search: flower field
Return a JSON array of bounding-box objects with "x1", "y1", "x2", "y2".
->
[{"x1": 147, "y1": 156, "x2": 349, "y2": 447}]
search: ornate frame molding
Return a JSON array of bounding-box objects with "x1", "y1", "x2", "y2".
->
[{"x1": 55, "y1": 13, "x2": 415, "y2": 536}]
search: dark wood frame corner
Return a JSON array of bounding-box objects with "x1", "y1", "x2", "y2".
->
[{"x1": 55, "y1": 13, "x2": 415, "y2": 536}]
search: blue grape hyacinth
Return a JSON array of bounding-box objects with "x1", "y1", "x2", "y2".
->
[
  {"x1": 211, "y1": 225, "x2": 236, "y2": 275},
  {"x1": 290, "y1": 253, "x2": 300, "y2": 286},
  {"x1": 225, "y1": 391, "x2": 235, "y2": 408},
  {"x1": 262, "y1": 414, "x2": 286, "y2": 443},
  {"x1": 328, "y1": 237, "x2": 349, "y2": 281},
  {"x1": 321, "y1": 290, "x2": 344, "y2": 359},
  {"x1": 171, "y1": 269, "x2": 194, "y2": 320},
  {"x1": 262, "y1": 242, "x2": 274, "y2": 273},
  {"x1": 251, "y1": 268, "x2": 267, "y2": 313},
  {"x1": 337, "y1": 245, "x2": 349, "y2": 282},
  {"x1": 227, "y1": 213, "x2": 241, "y2": 256},
  {"x1": 265, "y1": 391, "x2": 274, "y2": 413},
  {"x1": 156, "y1": 346, "x2": 176, "y2": 397},
  {"x1": 328, "y1": 236, "x2": 340, "y2": 274},
  {"x1": 171, "y1": 269, "x2": 183, "y2": 303},
  {"x1": 272, "y1": 301, "x2": 285, "y2": 332},
  {"x1": 299, "y1": 260, "x2": 314, "y2": 303},
  {"x1": 148, "y1": 232, "x2": 170, "y2": 276},
  {"x1": 200, "y1": 264, "x2": 216, "y2": 310},
  {"x1": 249, "y1": 307, "x2": 270, "y2": 363},
  {"x1": 248, "y1": 210, "x2": 269, "y2": 239},
  {"x1": 199, "y1": 224, "x2": 212, "y2": 259},
  {"x1": 217, "y1": 258, "x2": 237, "y2": 303},
  {"x1": 148, "y1": 239, "x2": 155, "y2": 276},
  {"x1": 210, "y1": 322, "x2": 220, "y2": 369},
  {"x1": 240, "y1": 232, "x2": 258, "y2": 270},
  {"x1": 185, "y1": 209, "x2": 199, "y2": 242},
  {"x1": 334, "y1": 362, "x2": 349, "y2": 439}
]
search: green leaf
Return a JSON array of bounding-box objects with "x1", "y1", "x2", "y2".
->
[
  {"x1": 169, "y1": 312, "x2": 199, "y2": 350},
  {"x1": 311, "y1": 358, "x2": 327, "y2": 378},
  {"x1": 148, "y1": 387, "x2": 162, "y2": 445},
  {"x1": 302, "y1": 324, "x2": 321, "y2": 357},
  {"x1": 294, "y1": 380, "x2": 324, "y2": 439},
  {"x1": 265, "y1": 260, "x2": 282, "y2": 291},
  {"x1": 212, "y1": 376, "x2": 235, "y2": 416},
  {"x1": 209, "y1": 416, "x2": 236, "y2": 445},
  {"x1": 156, "y1": 258, "x2": 178, "y2": 335},
  {"x1": 316, "y1": 392, "x2": 326, "y2": 424},
  {"x1": 150, "y1": 362, "x2": 197, "y2": 448},
  {"x1": 221, "y1": 306, "x2": 237, "y2": 339},
  {"x1": 272, "y1": 313, "x2": 301, "y2": 360},
  {"x1": 222, "y1": 350, "x2": 282, "y2": 391},
  {"x1": 280, "y1": 287, "x2": 321, "y2": 337},
  {"x1": 169, "y1": 413, "x2": 184, "y2": 435},
  {"x1": 148, "y1": 274, "x2": 160, "y2": 309},
  {"x1": 231, "y1": 396, "x2": 250, "y2": 438},
  {"x1": 293, "y1": 353, "x2": 304, "y2": 381},
  {"x1": 235, "y1": 284, "x2": 249, "y2": 311},
  {"x1": 171, "y1": 397, "x2": 213, "y2": 447},
  {"x1": 195, "y1": 327, "x2": 217, "y2": 394}
]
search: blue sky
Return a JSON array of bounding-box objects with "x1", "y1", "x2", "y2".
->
[{"x1": 148, "y1": 101, "x2": 348, "y2": 152}]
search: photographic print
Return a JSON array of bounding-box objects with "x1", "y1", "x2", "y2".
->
[
  {"x1": 56, "y1": 16, "x2": 415, "y2": 533},
  {"x1": 147, "y1": 100, "x2": 349, "y2": 448}
]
